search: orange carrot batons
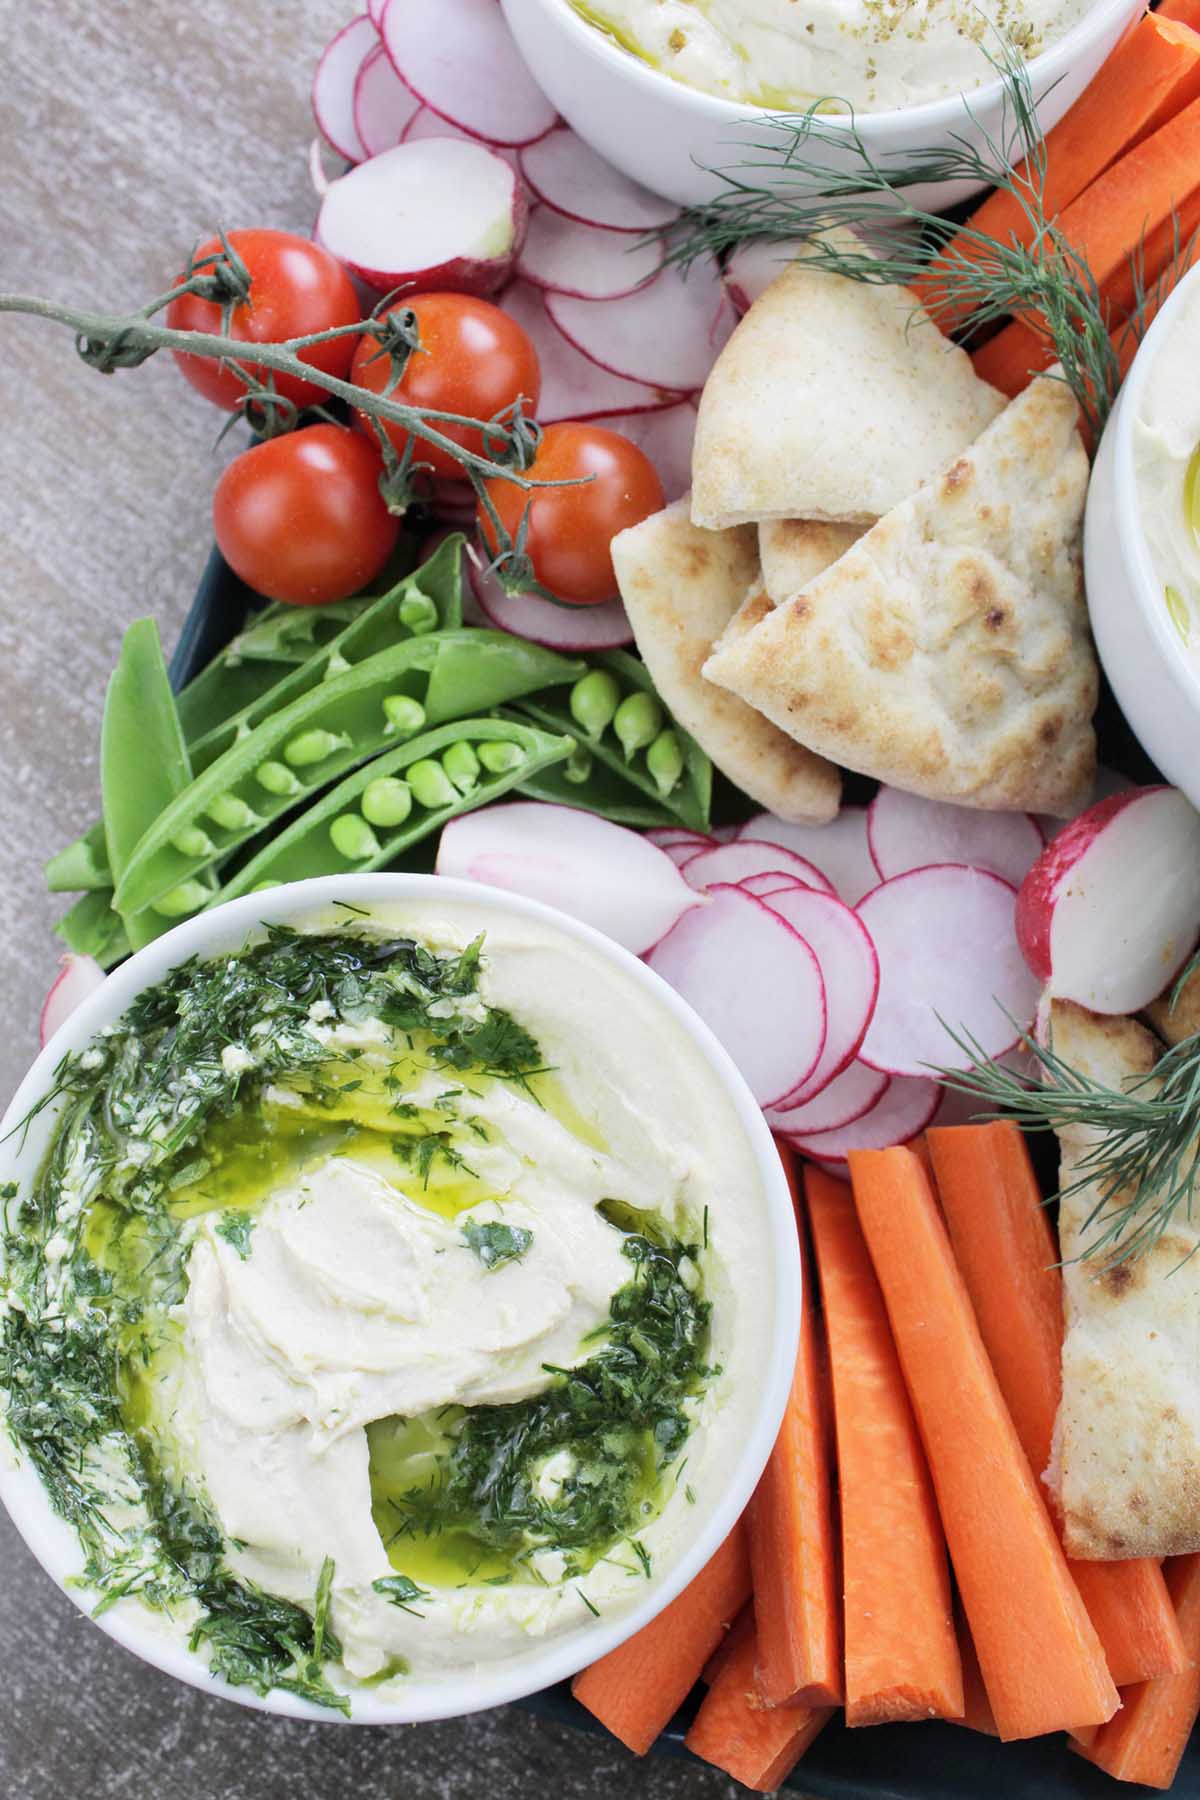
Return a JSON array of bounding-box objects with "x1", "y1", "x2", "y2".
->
[
  {"x1": 1078, "y1": 1555, "x2": 1200, "y2": 1789},
  {"x1": 685, "y1": 1621, "x2": 832, "y2": 1791}
]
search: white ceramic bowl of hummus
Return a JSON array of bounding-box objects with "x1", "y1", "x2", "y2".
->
[
  {"x1": 0, "y1": 873, "x2": 798, "y2": 1724},
  {"x1": 502, "y1": 0, "x2": 1142, "y2": 208},
  {"x1": 1085, "y1": 263, "x2": 1200, "y2": 813}
]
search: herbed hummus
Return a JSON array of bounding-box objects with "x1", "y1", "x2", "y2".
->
[
  {"x1": 1134, "y1": 280, "x2": 1200, "y2": 660},
  {"x1": 0, "y1": 900, "x2": 770, "y2": 1711},
  {"x1": 571, "y1": 0, "x2": 1093, "y2": 112}
]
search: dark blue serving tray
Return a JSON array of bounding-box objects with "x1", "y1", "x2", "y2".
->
[{"x1": 173, "y1": 542, "x2": 1192, "y2": 1798}]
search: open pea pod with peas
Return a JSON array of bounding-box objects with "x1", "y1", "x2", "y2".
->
[{"x1": 112, "y1": 630, "x2": 584, "y2": 918}]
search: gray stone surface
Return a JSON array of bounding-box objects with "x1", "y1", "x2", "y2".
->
[{"x1": 0, "y1": 5, "x2": 740, "y2": 1794}]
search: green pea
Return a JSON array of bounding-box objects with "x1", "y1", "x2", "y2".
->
[
  {"x1": 570, "y1": 669, "x2": 622, "y2": 741},
  {"x1": 382, "y1": 694, "x2": 427, "y2": 735},
  {"x1": 443, "y1": 740, "x2": 481, "y2": 796},
  {"x1": 613, "y1": 692, "x2": 663, "y2": 762},
  {"x1": 477, "y1": 741, "x2": 525, "y2": 775},
  {"x1": 646, "y1": 729, "x2": 685, "y2": 797},
  {"x1": 206, "y1": 793, "x2": 264, "y2": 832},
  {"x1": 563, "y1": 746, "x2": 593, "y2": 785},
  {"x1": 329, "y1": 814, "x2": 381, "y2": 861},
  {"x1": 151, "y1": 879, "x2": 211, "y2": 918},
  {"x1": 255, "y1": 760, "x2": 303, "y2": 797},
  {"x1": 361, "y1": 776, "x2": 413, "y2": 829},
  {"x1": 171, "y1": 826, "x2": 215, "y2": 859},
  {"x1": 399, "y1": 589, "x2": 438, "y2": 635},
  {"x1": 408, "y1": 759, "x2": 457, "y2": 809},
  {"x1": 284, "y1": 728, "x2": 350, "y2": 768}
]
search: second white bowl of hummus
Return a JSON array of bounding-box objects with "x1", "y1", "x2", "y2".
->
[{"x1": 0, "y1": 873, "x2": 798, "y2": 1723}]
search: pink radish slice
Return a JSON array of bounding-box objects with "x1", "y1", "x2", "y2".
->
[
  {"x1": 646, "y1": 830, "x2": 715, "y2": 869},
  {"x1": 1016, "y1": 785, "x2": 1200, "y2": 1013},
  {"x1": 738, "y1": 870, "x2": 807, "y2": 898},
  {"x1": 470, "y1": 556, "x2": 634, "y2": 650},
  {"x1": 766, "y1": 1059, "x2": 889, "y2": 1137},
  {"x1": 761, "y1": 887, "x2": 880, "y2": 1105},
  {"x1": 594, "y1": 404, "x2": 697, "y2": 503},
  {"x1": 308, "y1": 137, "x2": 332, "y2": 199},
  {"x1": 646, "y1": 884, "x2": 826, "y2": 1107},
  {"x1": 354, "y1": 45, "x2": 421, "y2": 158},
  {"x1": 401, "y1": 108, "x2": 523, "y2": 173},
  {"x1": 546, "y1": 259, "x2": 736, "y2": 392},
  {"x1": 499, "y1": 281, "x2": 674, "y2": 421},
  {"x1": 367, "y1": 0, "x2": 387, "y2": 23},
  {"x1": 381, "y1": 0, "x2": 557, "y2": 148},
  {"x1": 428, "y1": 481, "x2": 478, "y2": 525},
  {"x1": 868, "y1": 787, "x2": 1043, "y2": 887},
  {"x1": 724, "y1": 237, "x2": 810, "y2": 314},
  {"x1": 683, "y1": 839, "x2": 833, "y2": 896},
  {"x1": 40, "y1": 954, "x2": 105, "y2": 1048},
  {"x1": 520, "y1": 127, "x2": 680, "y2": 232},
  {"x1": 736, "y1": 808, "x2": 877, "y2": 906},
  {"x1": 517, "y1": 208, "x2": 664, "y2": 301},
  {"x1": 785, "y1": 1073, "x2": 941, "y2": 1161},
  {"x1": 436, "y1": 801, "x2": 702, "y2": 954},
  {"x1": 311, "y1": 14, "x2": 375, "y2": 164},
  {"x1": 856, "y1": 865, "x2": 1037, "y2": 1078},
  {"x1": 316, "y1": 138, "x2": 525, "y2": 297}
]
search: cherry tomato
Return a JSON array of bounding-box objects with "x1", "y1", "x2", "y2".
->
[
  {"x1": 350, "y1": 294, "x2": 540, "y2": 485},
  {"x1": 168, "y1": 229, "x2": 361, "y2": 412},
  {"x1": 478, "y1": 423, "x2": 664, "y2": 606},
  {"x1": 212, "y1": 425, "x2": 399, "y2": 606}
]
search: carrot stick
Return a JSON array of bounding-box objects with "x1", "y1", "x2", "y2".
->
[
  {"x1": 952, "y1": 1608, "x2": 999, "y2": 1737},
  {"x1": 746, "y1": 1141, "x2": 841, "y2": 1708},
  {"x1": 702, "y1": 1604, "x2": 753, "y2": 1687},
  {"x1": 685, "y1": 1619, "x2": 833, "y2": 1791},
  {"x1": 572, "y1": 1525, "x2": 752, "y2": 1755},
  {"x1": 1161, "y1": 0, "x2": 1200, "y2": 30},
  {"x1": 848, "y1": 1147, "x2": 1119, "y2": 1740},
  {"x1": 805, "y1": 1166, "x2": 962, "y2": 1727},
  {"x1": 970, "y1": 318, "x2": 1048, "y2": 398},
  {"x1": 1076, "y1": 1555, "x2": 1200, "y2": 1788},
  {"x1": 927, "y1": 1123, "x2": 1187, "y2": 1689},
  {"x1": 918, "y1": 14, "x2": 1200, "y2": 330}
]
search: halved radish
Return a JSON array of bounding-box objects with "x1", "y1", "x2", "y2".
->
[
  {"x1": 868, "y1": 787, "x2": 1043, "y2": 887},
  {"x1": 1016, "y1": 785, "x2": 1200, "y2": 1014},
  {"x1": 736, "y1": 808, "x2": 877, "y2": 906},
  {"x1": 766, "y1": 1059, "x2": 889, "y2": 1137},
  {"x1": 354, "y1": 44, "x2": 421, "y2": 159},
  {"x1": 517, "y1": 207, "x2": 663, "y2": 301},
  {"x1": 593, "y1": 404, "x2": 696, "y2": 503},
  {"x1": 311, "y1": 13, "x2": 375, "y2": 164},
  {"x1": 683, "y1": 839, "x2": 833, "y2": 895},
  {"x1": 470, "y1": 555, "x2": 634, "y2": 650},
  {"x1": 785, "y1": 1073, "x2": 941, "y2": 1162},
  {"x1": 647, "y1": 829, "x2": 714, "y2": 868},
  {"x1": 381, "y1": 0, "x2": 558, "y2": 148},
  {"x1": 546, "y1": 258, "x2": 735, "y2": 392},
  {"x1": 520, "y1": 126, "x2": 680, "y2": 232},
  {"x1": 857, "y1": 865, "x2": 1037, "y2": 1078},
  {"x1": 646, "y1": 883, "x2": 826, "y2": 1107},
  {"x1": 499, "y1": 281, "x2": 674, "y2": 421},
  {"x1": 724, "y1": 237, "x2": 809, "y2": 314},
  {"x1": 1035, "y1": 764, "x2": 1135, "y2": 843},
  {"x1": 401, "y1": 107, "x2": 523, "y2": 172},
  {"x1": 316, "y1": 138, "x2": 526, "y2": 296},
  {"x1": 761, "y1": 886, "x2": 880, "y2": 1105},
  {"x1": 436, "y1": 801, "x2": 701, "y2": 953},
  {"x1": 40, "y1": 954, "x2": 105, "y2": 1048}
]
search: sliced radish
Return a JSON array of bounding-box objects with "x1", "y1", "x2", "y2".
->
[
  {"x1": 683, "y1": 840, "x2": 834, "y2": 896},
  {"x1": 724, "y1": 237, "x2": 809, "y2": 314},
  {"x1": 646, "y1": 884, "x2": 826, "y2": 1106},
  {"x1": 546, "y1": 259, "x2": 735, "y2": 393},
  {"x1": 470, "y1": 557, "x2": 634, "y2": 650},
  {"x1": 785, "y1": 1073, "x2": 941, "y2": 1161},
  {"x1": 517, "y1": 208, "x2": 663, "y2": 301},
  {"x1": 520, "y1": 127, "x2": 680, "y2": 232},
  {"x1": 311, "y1": 13, "x2": 375, "y2": 164},
  {"x1": 499, "y1": 281, "x2": 674, "y2": 421},
  {"x1": 868, "y1": 788, "x2": 1043, "y2": 888},
  {"x1": 761, "y1": 887, "x2": 880, "y2": 1105},
  {"x1": 40, "y1": 954, "x2": 105, "y2": 1048},
  {"x1": 381, "y1": 0, "x2": 557, "y2": 148},
  {"x1": 856, "y1": 865, "x2": 1037, "y2": 1078},
  {"x1": 428, "y1": 481, "x2": 478, "y2": 526},
  {"x1": 766, "y1": 1059, "x2": 889, "y2": 1137},
  {"x1": 1016, "y1": 785, "x2": 1200, "y2": 1014},
  {"x1": 593, "y1": 404, "x2": 696, "y2": 503},
  {"x1": 736, "y1": 809, "x2": 877, "y2": 906},
  {"x1": 354, "y1": 44, "x2": 421, "y2": 159},
  {"x1": 436, "y1": 801, "x2": 701, "y2": 954},
  {"x1": 647, "y1": 830, "x2": 715, "y2": 869},
  {"x1": 738, "y1": 870, "x2": 808, "y2": 898},
  {"x1": 367, "y1": 0, "x2": 387, "y2": 22},
  {"x1": 400, "y1": 107, "x2": 523, "y2": 172},
  {"x1": 316, "y1": 138, "x2": 525, "y2": 297}
]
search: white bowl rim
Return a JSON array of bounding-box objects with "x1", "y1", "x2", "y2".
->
[
  {"x1": 1104, "y1": 259, "x2": 1200, "y2": 710},
  {"x1": 0, "y1": 871, "x2": 799, "y2": 1725},
  {"x1": 529, "y1": 0, "x2": 1140, "y2": 136}
]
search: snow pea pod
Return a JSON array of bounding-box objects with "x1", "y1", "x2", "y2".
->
[
  {"x1": 45, "y1": 825, "x2": 110, "y2": 893},
  {"x1": 53, "y1": 888, "x2": 130, "y2": 969},
  {"x1": 218, "y1": 718, "x2": 573, "y2": 900},
  {"x1": 113, "y1": 630, "x2": 583, "y2": 915},
  {"x1": 174, "y1": 598, "x2": 369, "y2": 745}
]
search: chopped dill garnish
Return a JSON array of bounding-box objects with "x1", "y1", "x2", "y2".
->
[
  {"x1": 215, "y1": 1210, "x2": 255, "y2": 1261},
  {"x1": 462, "y1": 1219, "x2": 533, "y2": 1271},
  {"x1": 371, "y1": 1573, "x2": 430, "y2": 1616}
]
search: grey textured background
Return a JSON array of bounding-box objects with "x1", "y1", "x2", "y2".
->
[{"x1": 0, "y1": 4, "x2": 740, "y2": 1794}]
